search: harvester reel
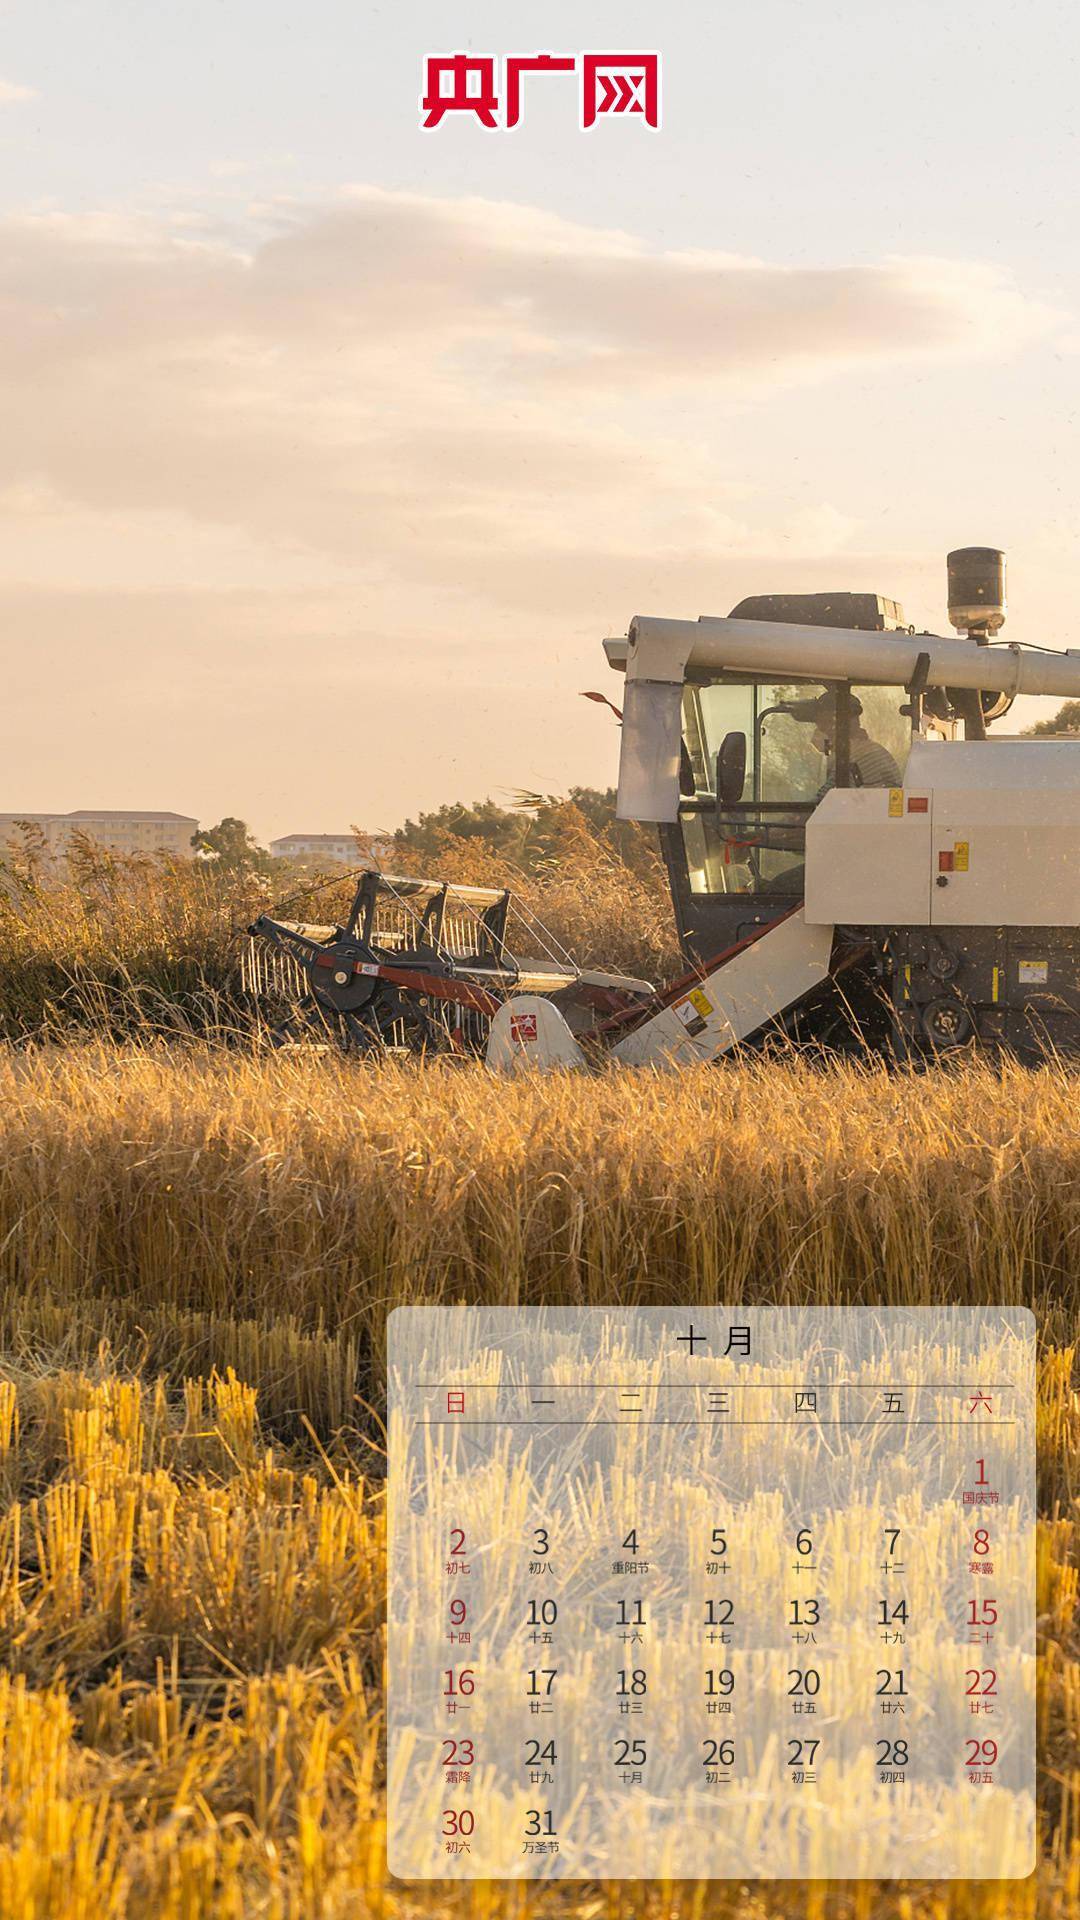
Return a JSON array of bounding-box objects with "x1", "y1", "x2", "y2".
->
[{"x1": 244, "y1": 870, "x2": 649, "y2": 1063}]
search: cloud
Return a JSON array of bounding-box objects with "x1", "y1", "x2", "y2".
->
[
  {"x1": 0, "y1": 78, "x2": 38, "y2": 104},
  {"x1": 0, "y1": 185, "x2": 1061, "y2": 621},
  {"x1": 0, "y1": 183, "x2": 1072, "y2": 827}
]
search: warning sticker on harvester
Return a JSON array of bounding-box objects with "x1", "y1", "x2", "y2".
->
[
  {"x1": 1018, "y1": 960, "x2": 1048, "y2": 985},
  {"x1": 510, "y1": 1011, "x2": 538, "y2": 1042},
  {"x1": 674, "y1": 987, "x2": 713, "y2": 1037},
  {"x1": 888, "y1": 788, "x2": 903, "y2": 817},
  {"x1": 953, "y1": 841, "x2": 970, "y2": 871}
]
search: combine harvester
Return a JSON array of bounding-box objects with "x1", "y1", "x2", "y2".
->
[{"x1": 248, "y1": 547, "x2": 1080, "y2": 1068}]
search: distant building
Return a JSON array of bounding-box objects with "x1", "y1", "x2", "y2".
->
[
  {"x1": 0, "y1": 809, "x2": 198, "y2": 860},
  {"x1": 270, "y1": 832, "x2": 359, "y2": 865}
]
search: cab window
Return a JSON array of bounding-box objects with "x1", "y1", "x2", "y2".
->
[
  {"x1": 757, "y1": 685, "x2": 832, "y2": 804},
  {"x1": 679, "y1": 679, "x2": 912, "y2": 898},
  {"x1": 684, "y1": 681, "x2": 830, "y2": 804}
]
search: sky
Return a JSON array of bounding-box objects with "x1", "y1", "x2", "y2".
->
[{"x1": 0, "y1": 1, "x2": 1078, "y2": 840}]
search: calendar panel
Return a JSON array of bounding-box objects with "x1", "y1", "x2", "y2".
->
[{"x1": 387, "y1": 1307, "x2": 1035, "y2": 1881}]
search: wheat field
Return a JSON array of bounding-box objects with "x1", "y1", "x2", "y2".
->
[{"x1": 0, "y1": 1044, "x2": 1075, "y2": 1915}]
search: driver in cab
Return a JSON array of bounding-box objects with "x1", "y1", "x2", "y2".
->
[
  {"x1": 805, "y1": 691, "x2": 902, "y2": 792},
  {"x1": 751, "y1": 692, "x2": 902, "y2": 892}
]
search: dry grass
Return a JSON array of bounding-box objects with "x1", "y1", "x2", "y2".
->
[
  {"x1": 0, "y1": 1044, "x2": 1074, "y2": 1914},
  {"x1": 0, "y1": 825, "x2": 679, "y2": 1041},
  {"x1": 0, "y1": 840, "x2": 270, "y2": 1039}
]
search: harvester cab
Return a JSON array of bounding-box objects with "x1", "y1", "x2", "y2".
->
[
  {"x1": 659, "y1": 591, "x2": 915, "y2": 961},
  {"x1": 557, "y1": 544, "x2": 1080, "y2": 1066}
]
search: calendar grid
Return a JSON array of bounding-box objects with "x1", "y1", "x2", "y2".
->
[{"x1": 389, "y1": 1306, "x2": 1036, "y2": 1882}]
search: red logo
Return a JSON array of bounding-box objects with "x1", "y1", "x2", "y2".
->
[
  {"x1": 421, "y1": 54, "x2": 500, "y2": 128},
  {"x1": 421, "y1": 52, "x2": 660, "y2": 130},
  {"x1": 510, "y1": 1012, "x2": 539, "y2": 1042},
  {"x1": 582, "y1": 55, "x2": 659, "y2": 128}
]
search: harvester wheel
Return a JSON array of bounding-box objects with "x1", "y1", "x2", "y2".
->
[{"x1": 920, "y1": 996, "x2": 974, "y2": 1050}]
